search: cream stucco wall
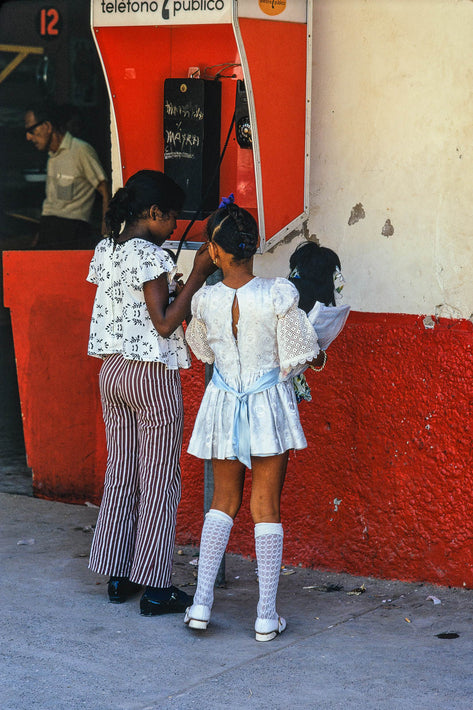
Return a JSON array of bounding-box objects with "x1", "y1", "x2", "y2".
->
[{"x1": 307, "y1": 0, "x2": 473, "y2": 317}]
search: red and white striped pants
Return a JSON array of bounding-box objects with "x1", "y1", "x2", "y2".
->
[{"x1": 89, "y1": 354, "x2": 183, "y2": 587}]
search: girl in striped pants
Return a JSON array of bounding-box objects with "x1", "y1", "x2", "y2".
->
[{"x1": 87, "y1": 170, "x2": 214, "y2": 615}]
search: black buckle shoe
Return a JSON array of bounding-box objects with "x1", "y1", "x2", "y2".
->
[
  {"x1": 108, "y1": 577, "x2": 141, "y2": 604},
  {"x1": 140, "y1": 586, "x2": 193, "y2": 616}
]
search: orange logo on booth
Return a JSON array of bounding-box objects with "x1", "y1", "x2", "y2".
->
[{"x1": 259, "y1": 0, "x2": 287, "y2": 17}]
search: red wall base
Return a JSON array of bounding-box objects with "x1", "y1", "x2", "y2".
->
[
  {"x1": 179, "y1": 311, "x2": 473, "y2": 589},
  {"x1": 3, "y1": 251, "x2": 473, "y2": 587}
]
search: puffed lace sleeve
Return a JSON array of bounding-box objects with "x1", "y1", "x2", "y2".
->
[
  {"x1": 272, "y1": 278, "x2": 319, "y2": 376},
  {"x1": 185, "y1": 287, "x2": 215, "y2": 364}
]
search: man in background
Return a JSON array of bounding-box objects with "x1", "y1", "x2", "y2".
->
[{"x1": 24, "y1": 102, "x2": 110, "y2": 249}]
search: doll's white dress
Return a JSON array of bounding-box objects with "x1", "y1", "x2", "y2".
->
[{"x1": 185, "y1": 277, "x2": 319, "y2": 465}]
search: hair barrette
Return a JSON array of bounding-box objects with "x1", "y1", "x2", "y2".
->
[
  {"x1": 333, "y1": 266, "x2": 345, "y2": 293},
  {"x1": 288, "y1": 265, "x2": 301, "y2": 279},
  {"x1": 219, "y1": 193, "x2": 235, "y2": 208},
  {"x1": 238, "y1": 242, "x2": 245, "y2": 249}
]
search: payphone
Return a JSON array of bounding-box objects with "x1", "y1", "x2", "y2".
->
[
  {"x1": 234, "y1": 80, "x2": 251, "y2": 150},
  {"x1": 91, "y1": 0, "x2": 312, "y2": 251}
]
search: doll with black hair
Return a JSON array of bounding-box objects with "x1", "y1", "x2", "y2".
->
[
  {"x1": 288, "y1": 241, "x2": 350, "y2": 401},
  {"x1": 183, "y1": 198, "x2": 324, "y2": 642},
  {"x1": 288, "y1": 240, "x2": 350, "y2": 342}
]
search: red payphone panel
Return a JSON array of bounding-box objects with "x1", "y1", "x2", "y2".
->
[{"x1": 91, "y1": 0, "x2": 311, "y2": 251}]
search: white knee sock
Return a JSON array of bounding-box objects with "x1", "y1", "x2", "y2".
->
[
  {"x1": 193, "y1": 509, "x2": 233, "y2": 609},
  {"x1": 255, "y1": 522, "x2": 284, "y2": 620}
]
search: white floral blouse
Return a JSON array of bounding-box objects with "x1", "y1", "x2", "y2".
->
[{"x1": 87, "y1": 238, "x2": 191, "y2": 369}]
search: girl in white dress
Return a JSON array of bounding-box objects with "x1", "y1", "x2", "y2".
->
[{"x1": 184, "y1": 201, "x2": 326, "y2": 641}]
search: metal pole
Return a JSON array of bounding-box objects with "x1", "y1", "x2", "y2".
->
[{"x1": 202, "y1": 268, "x2": 225, "y2": 587}]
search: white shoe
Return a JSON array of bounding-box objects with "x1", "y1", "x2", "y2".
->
[
  {"x1": 184, "y1": 604, "x2": 211, "y2": 630},
  {"x1": 254, "y1": 616, "x2": 286, "y2": 642}
]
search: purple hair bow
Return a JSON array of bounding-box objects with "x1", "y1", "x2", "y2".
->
[{"x1": 219, "y1": 193, "x2": 234, "y2": 208}]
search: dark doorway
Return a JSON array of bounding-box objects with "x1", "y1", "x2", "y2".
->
[{"x1": 0, "y1": 0, "x2": 111, "y2": 493}]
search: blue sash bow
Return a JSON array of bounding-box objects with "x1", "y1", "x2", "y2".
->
[{"x1": 211, "y1": 366, "x2": 280, "y2": 468}]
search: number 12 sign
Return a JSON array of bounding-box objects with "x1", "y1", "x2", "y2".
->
[{"x1": 36, "y1": 7, "x2": 63, "y2": 39}]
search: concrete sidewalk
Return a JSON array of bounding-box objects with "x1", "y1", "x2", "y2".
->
[{"x1": 1, "y1": 491, "x2": 472, "y2": 710}]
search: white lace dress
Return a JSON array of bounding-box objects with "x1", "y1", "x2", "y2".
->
[{"x1": 186, "y1": 277, "x2": 319, "y2": 463}]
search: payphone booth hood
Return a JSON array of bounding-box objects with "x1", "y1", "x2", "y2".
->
[{"x1": 91, "y1": 0, "x2": 312, "y2": 252}]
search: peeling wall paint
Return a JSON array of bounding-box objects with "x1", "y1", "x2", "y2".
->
[
  {"x1": 348, "y1": 203, "x2": 366, "y2": 226},
  {"x1": 381, "y1": 219, "x2": 394, "y2": 237}
]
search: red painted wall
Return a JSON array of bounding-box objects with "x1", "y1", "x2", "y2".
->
[{"x1": 4, "y1": 251, "x2": 473, "y2": 587}]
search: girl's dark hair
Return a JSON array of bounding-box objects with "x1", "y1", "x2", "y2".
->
[
  {"x1": 289, "y1": 241, "x2": 341, "y2": 311},
  {"x1": 106, "y1": 170, "x2": 185, "y2": 239},
  {"x1": 206, "y1": 203, "x2": 258, "y2": 261}
]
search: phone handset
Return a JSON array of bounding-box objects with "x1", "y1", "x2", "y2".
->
[{"x1": 235, "y1": 80, "x2": 252, "y2": 149}]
